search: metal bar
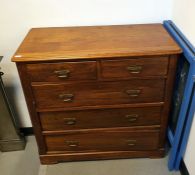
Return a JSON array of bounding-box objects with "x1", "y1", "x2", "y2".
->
[
  {"x1": 0, "y1": 58, "x2": 26, "y2": 151},
  {"x1": 164, "y1": 20, "x2": 195, "y2": 63},
  {"x1": 167, "y1": 127, "x2": 174, "y2": 146}
]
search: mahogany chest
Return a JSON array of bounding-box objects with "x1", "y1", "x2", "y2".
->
[{"x1": 12, "y1": 24, "x2": 181, "y2": 164}]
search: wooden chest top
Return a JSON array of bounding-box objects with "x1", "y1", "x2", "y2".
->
[{"x1": 12, "y1": 24, "x2": 181, "y2": 62}]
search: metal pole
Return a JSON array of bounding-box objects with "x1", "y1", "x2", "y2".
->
[{"x1": 0, "y1": 56, "x2": 26, "y2": 151}]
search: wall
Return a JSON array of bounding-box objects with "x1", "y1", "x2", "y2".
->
[
  {"x1": 172, "y1": 0, "x2": 195, "y2": 174},
  {"x1": 0, "y1": 0, "x2": 173, "y2": 127}
]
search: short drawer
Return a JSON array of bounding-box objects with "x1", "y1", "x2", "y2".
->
[
  {"x1": 26, "y1": 61, "x2": 97, "y2": 82},
  {"x1": 40, "y1": 106, "x2": 162, "y2": 131},
  {"x1": 32, "y1": 79, "x2": 165, "y2": 110},
  {"x1": 100, "y1": 57, "x2": 169, "y2": 79},
  {"x1": 45, "y1": 128, "x2": 160, "y2": 152}
]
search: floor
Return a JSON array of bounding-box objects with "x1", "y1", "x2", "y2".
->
[
  {"x1": 0, "y1": 136, "x2": 181, "y2": 175},
  {"x1": 0, "y1": 136, "x2": 40, "y2": 175}
]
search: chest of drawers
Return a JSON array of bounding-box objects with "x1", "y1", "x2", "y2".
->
[{"x1": 12, "y1": 24, "x2": 181, "y2": 164}]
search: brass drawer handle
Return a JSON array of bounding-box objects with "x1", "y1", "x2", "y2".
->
[
  {"x1": 58, "y1": 93, "x2": 74, "y2": 102},
  {"x1": 126, "y1": 139, "x2": 136, "y2": 146},
  {"x1": 125, "y1": 114, "x2": 139, "y2": 122},
  {"x1": 127, "y1": 65, "x2": 142, "y2": 74},
  {"x1": 64, "y1": 118, "x2": 76, "y2": 125},
  {"x1": 54, "y1": 69, "x2": 70, "y2": 78},
  {"x1": 66, "y1": 141, "x2": 79, "y2": 147},
  {"x1": 125, "y1": 89, "x2": 141, "y2": 97}
]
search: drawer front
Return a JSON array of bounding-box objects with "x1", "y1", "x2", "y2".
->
[
  {"x1": 32, "y1": 79, "x2": 165, "y2": 109},
  {"x1": 100, "y1": 57, "x2": 169, "y2": 79},
  {"x1": 26, "y1": 61, "x2": 97, "y2": 82},
  {"x1": 40, "y1": 106, "x2": 162, "y2": 131},
  {"x1": 45, "y1": 128, "x2": 159, "y2": 152}
]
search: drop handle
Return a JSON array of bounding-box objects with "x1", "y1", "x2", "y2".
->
[
  {"x1": 126, "y1": 139, "x2": 136, "y2": 146},
  {"x1": 125, "y1": 114, "x2": 139, "y2": 122},
  {"x1": 64, "y1": 118, "x2": 76, "y2": 125},
  {"x1": 127, "y1": 65, "x2": 142, "y2": 74},
  {"x1": 65, "y1": 141, "x2": 79, "y2": 147},
  {"x1": 54, "y1": 69, "x2": 70, "y2": 78},
  {"x1": 125, "y1": 89, "x2": 141, "y2": 97},
  {"x1": 58, "y1": 93, "x2": 74, "y2": 102}
]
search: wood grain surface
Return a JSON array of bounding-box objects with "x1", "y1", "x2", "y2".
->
[
  {"x1": 40, "y1": 106, "x2": 162, "y2": 131},
  {"x1": 32, "y1": 79, "x2": 165, "y2": 109},
  {"x1": 12, "y1": 24, "x2": 181, "y2": 62},
  {"x1": 45, "y1": 127, "x2": 159, "y2": 152}
]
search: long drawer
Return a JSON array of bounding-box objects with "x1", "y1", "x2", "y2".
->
[
  {"x1": 45, "y1": 128, "x2": 160, "y2": 152},
  {"x1": 32, "y1": 79, "x2": 165, "y2": 110},
  {"x1": 40, "y1": 106, "x2": 162, "y2": 131}
]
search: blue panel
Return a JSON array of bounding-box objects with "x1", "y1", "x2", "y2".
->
[
  {"x1": 175, "y1": 79, "x2": 195, "y2": 169},
  {"x1": 163, "y1": 20, "x2": 195, "y2": 171},
  {"x1": 167, "y1": 127, "x2": 174, "y2": 146},
  {"x1": 168, "y1": 64, "x2": 194, "y2": 170}
]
